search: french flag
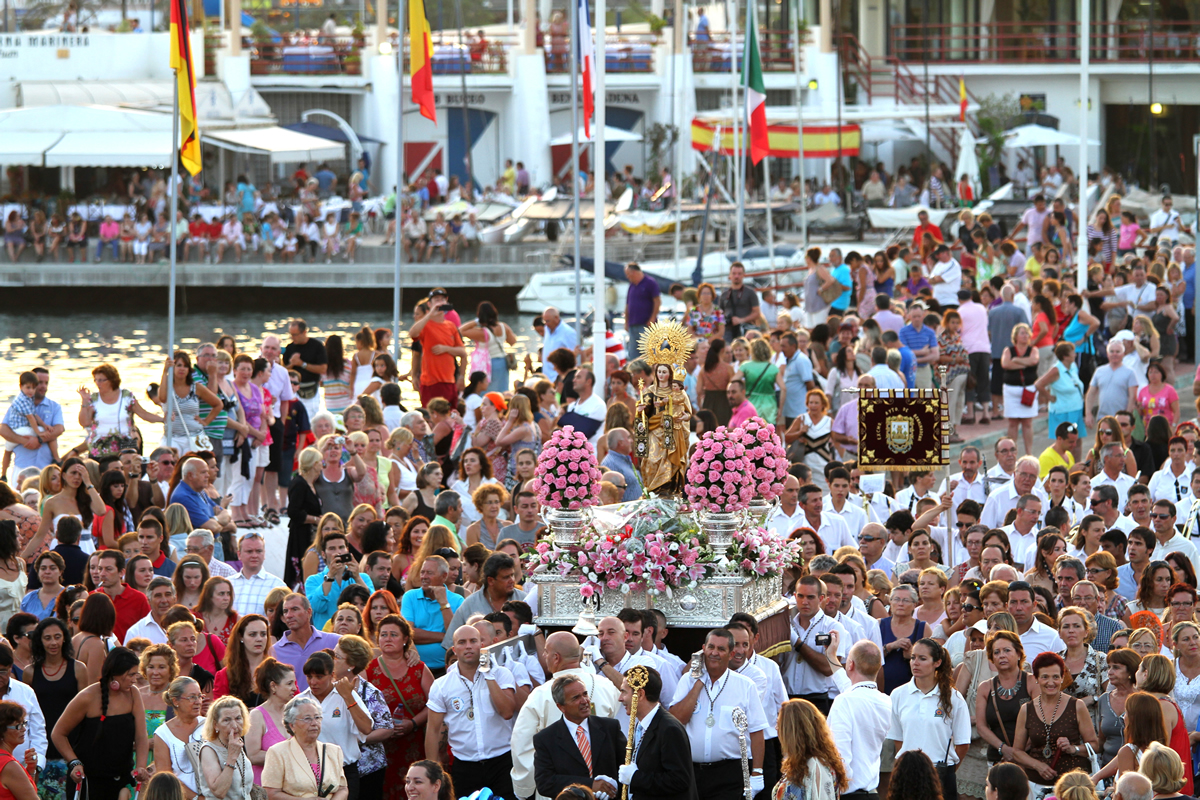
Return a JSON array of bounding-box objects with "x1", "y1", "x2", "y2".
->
[{"x1": 578, "y1": 0, "x2": 595, "y2": 138}]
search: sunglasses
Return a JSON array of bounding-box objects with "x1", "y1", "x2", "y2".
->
[
  {"x1": 962, "y1": 604, "x2": 981, "y2": 613},
  {"x1": 1151, "y1": 513, "x2": 1173, "y2": 520}
]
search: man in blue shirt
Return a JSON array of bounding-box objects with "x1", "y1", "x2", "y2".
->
[
  {"x1": 624, "y1": 263, "x2": 661, "y2": 354},
  {"x1": 780, "y1": 331, "x2": 815, "y2": 427},
  {"x1": 539, "y1": 307, "x2": 578, "y2": 382},
  {"x1": 303, "y1": 533, "x2": 371, "y2": 629},
  {"x1": 600, "y1": 429, "x2": 642, "y2": 502},
  {"x1": 0, "y1": 368, "x2": 63, "y2": 473},
  {"x1": 831, "y1": 252, "x2": 858, "y2": 314},
  {"x1": 898, "y1": 304, "x2": 940, "y2": 389},
  {"x1": 882, "y1": 331, "x2": 917, "y2": 389},
  {"x1": 400, "y1": 555, "x2": 464, "y2": 673},
  {"x1": 171, "y1": 459, "x2": 237, "y2": 538},
  {"x1": 314, "y1": 163, "x2": 337, "y2": 197}
]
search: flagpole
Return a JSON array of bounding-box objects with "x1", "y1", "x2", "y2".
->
[
  {"x1": 571, "y1": 0, "x2": 583, "y2": 345},
  {"x1": 731, "y1": 0, "x2": 742, "y2": 258},
  {"x1": 592, "y1": 0, "x2": 606, "y2": 382},
  {"x1": 393, "y1": 0, "x2": 405, "y2": 376},
  {"x1": 791, "y1": 0, "x2": 807, "y2": 248},
  {"x1": 168, "y1": 78, "x2": 179, "y2": 378}
]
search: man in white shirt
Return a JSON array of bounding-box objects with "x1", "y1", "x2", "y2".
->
[
  {"x1": 797, "y1": 483, "x2": 853, "y2": 551},
  {"x1": 894, "y1": 470, "x2": 939, "y2": 516},
  {"x1": 185, "y1": 530, "x2": 237, "y2": 579},
  {"x1": 559, "y1": 369, "x2": 607, "y2": 446},
  {"x1": 669, "y1": 629, "x2": 769, "y2": 799},
  {"x1": 1149, "y1": 196, "x2": 1190, "y2": 244},
  {"x1": 612, "y1": 610, "x2": 678, "y2": 705},
  {"x1": 781, "y1": 576, "x2": 850, "y2": 713},
  {"x1": 1001, "y1": 494, "x2": 1043, "y2": 570},
  {"x1": 982, "y1": 438, "x2": 1019, "y2": 495},
  {"x1": 828, "y1": 564, "x2": 883, "y2": 651},
  {"x1": 766, "y1": 475, "x2": 805, "y2": 538},
  {"x1": 866, "y1": 346, "x2": 906, "y2": 390},
  {"x1": 1092, "y1": 442, "x2": 1137, "y2": 509},
  {"x1": 1149, "y1": 500, "x2": 1200, "y2": 573},
  {"x1": 124, "y1": 576, "x2": 175, "y2": 645},
  {"x1": 938, "y1": 446, "x2": 987, "y2": 506},
  {"x1": 229, "y1": 532, "x2": 287, "y2": 616},
  {"x1": 1009, "y1": 581, "x2": 1064, "y2": 658},
  {"x1": 426, "y1": 625, "x2": 518, "y2": 799},
  {"x1": 981, "y1": 456, "x2": 1046, "y2": 529},
  {"x1": 727, "y1": 625, "x2": 775, "y2": 799},
  {"x1": 927, "y1": 245, "x2": 963, "y2": 309},
  {"x1": 857, "y1": 522, "x2": 896, "y2": 577},
  {"x1": 827, "y1": 638, "x2": 890, "y2": 799},
  {"x1": 1149, "y1": 437, "x2": 1196, "y2": 503},
  {"x1": 1089, "y1": 484, "x2": 1137, "y2": 536},
  {"x1": 511, "y1": 632, "x2": 621, "y2": 799},
  {"x1": 824, "y1": 468, "x2": 873, "y2": 532},
  {"x1": 591, "y1": 615, "x2": 659, "y2": 696}
]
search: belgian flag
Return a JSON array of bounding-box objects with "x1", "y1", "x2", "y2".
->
[
  {"x1": 409, "y1": 0, "x2": 436, "y2": 122},
  {"x1": 170, "y1": 0, "x2": 202, "y2": 175}
]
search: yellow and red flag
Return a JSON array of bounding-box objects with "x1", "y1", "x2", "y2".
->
[
  {"x1": 169, "y1": 0, "x2": 201, "y2": 175},
  {"x1": 959, "y1": 77, "x2": 968, "y2": 122},
  {"x1": 409, "y1": 0, "x2": 436, "y2": 122}
]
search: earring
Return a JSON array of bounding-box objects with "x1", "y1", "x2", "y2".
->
[{"x1": 109, "y1": 680, "x2": 120, "y2": 691}]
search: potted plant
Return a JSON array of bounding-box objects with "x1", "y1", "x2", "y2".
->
[
  {"x1": 343, "y1": 52, "x2": 361, "y2": 74},
  {"x1": 250, "y1": 19, "x2": 274, "y2": 72}
]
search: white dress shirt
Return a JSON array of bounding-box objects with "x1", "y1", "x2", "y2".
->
[
  {"x1": 1093, "y1": 471, "x2": 1137, "y2": 511},
  {"x1": 766, "y1": 505, "x2": 806, "y2": 539},
  {"x1": 894, "y1": 486, "x2": 938, "y2": 515},
  {"x1": 843, "y1": 605, "x2": 884, "y2": 652},
  {"x1": 229, "y1": 568, "x2": 288, "y2": 616},
  {"x1": 812, "y1": 511, "x2": 854, "y2": 550},
  {"x1": 510, "y1": 667, "x2": 621, "y2": 799},
  {"x1": 980, "y1": 481, "x2": 1048, "y2": 530},
  {"x1": 1152, "y1": 533, "x2": 1200, "y2": 575},
  {"x1": 748, "y1": 652, "x2": 788, "y2": 738},
  {"x1": 668, "y1": 668, "x2": 767, "y2": 763},
  {"x1": 783, "y1": 612, "x2": 850, "y2": 697},
  {"x1": 298, "y1": 686, "x2": 366, "y2": 763},
  {"x1": 205, "y1": 556, "x2": 238, "y2": 579},
  {"x1": 654, "y1": 645, "x2": 687, "y2": 677},
  {"x1": 887, "y1": 679, "x2": 972, "y2": 766},
  {"x1": 733, "y1": 660, "x2": 772, "y2": 736},
  {"x1": 1019, "y1": 618, "x2": 1065, "y2": 660},
  {"x1": 1, "y1": 679, "x2": 46, "y2": 768},
  {"x1": 822, "y1": 496, "x2": 874, "y2": 534},
  {"x1": 1001, "y1": 524, "x2": 1040, "y2": 569},
  {"x1": 123, "y1": 613, "x2": 169, "y2": 646},
  {"x1": 938, "y1": 472, "x2": 987, "y2": 507},
  {"x1": 426, "y1": 663, "x2": 516, "y2": 761},
  {"x1": 1149, "y1": 463, "x2": 1196, "y2": 503},
  {"x1": 828, "y1": 671, "x2": 891, "y2": 793}
]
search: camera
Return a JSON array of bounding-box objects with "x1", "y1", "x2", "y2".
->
[
  {"x1": 814, "y1": 634, "x2": 832, "y2": 647},
  {"x1": 439, "y1": 302, "x2": 455, "y2": 313},
  {"x1": 336, "y1": 553, "x2": 353, "y2": 564},
  {"x1": 334, "y1": 436, "x2": 345, "y2": 445},
  {"x1": 221, "y1": 398, "x2": 237, "y2": 411}
]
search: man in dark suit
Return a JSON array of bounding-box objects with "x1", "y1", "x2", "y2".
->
[
  {"x1": 617, "y1": 667, "x2": 698, "y2": 800},
  {"x1": 533, "y1": 674, "x2": 626, "y2": 800}
]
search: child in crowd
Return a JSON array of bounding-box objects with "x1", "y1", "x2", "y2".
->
[
  {"x1": 283, "y1": 226, "x2": 298, "y2": 262},
  {"x1": 343, "y1": 211, "x2": 364, "y2": 264},
  {"x1": 427, "y1": 211, "x2": 449, "y2": 262},
  {"x1": 118, "y1": 213, "x2": 136, "y2": 262},
  {"x1": 1119, "y1": 210, "x2": 1143, "y2": 256},
  {"x1": 321, "y1": 211, "x2": 341, "y2": 264},
  {"x1": 1, "y1": 372, "x2": 58, "y2": 477}
]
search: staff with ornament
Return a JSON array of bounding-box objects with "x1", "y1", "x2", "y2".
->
[{"x1": 633, "y1": 322, "x2": 695, "y2": 497}]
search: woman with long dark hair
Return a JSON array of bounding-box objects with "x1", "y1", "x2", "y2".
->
[
  {"x1": 889, "y1": 639, "x2": 969, "y2": 800},
  {"x1": 1130, "y1": 560, "x2": 1174, "y2": 619},
  {"x1": 213, "y1": 614, "x2": 269, "y2": 708},
  {"x1": 461, "y1": 301, "x2": 517, "y2": 392},
  {"x1": 887, "y1": 750, "x2": 943, "y2": 800},
  {"x1": 23, "y1": 616, "x2": 86, "y2": 800},
  {"x1": 25, "y1": 458, "x2": 104, "y2": 559},
  {"x1": 322, "y1": 334, "x2": 353, "y2": 416},
  {"x1": 51, "y1": 647, "x2": 150, "y2": 800},
  {"x1": 698, "y1": 338, "x2": 734, "y2": 426},
  {"x1": 405, "y1": 760, "x2": 454, "y2": 800}
]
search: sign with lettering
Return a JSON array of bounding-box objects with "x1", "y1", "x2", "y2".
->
[
  {"x1": 550, "y1": 91, "x2": 642, "y2": 106},
  {"x1": 0, "y1": 33, "x2": 91, "y2": 48}
]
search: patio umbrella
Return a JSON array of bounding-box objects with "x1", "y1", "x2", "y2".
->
[
  {"x1": 549, "y1": 125, "x2": 642, "y2": 146},
  {"x1": 954, "y1": 128, "x2": 981, "y2": 200}
]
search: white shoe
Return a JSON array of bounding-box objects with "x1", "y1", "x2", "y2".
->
[{"x1": 325, "y1": 258, "x2": 332, "y2": 264}]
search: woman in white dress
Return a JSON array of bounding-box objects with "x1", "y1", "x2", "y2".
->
[
  {"x1": 78, "y1": 364, "x2": 162, "y2": 456},
  {"x1": 1000, "y1": 324, "x2": 1040, "y2": 456}
]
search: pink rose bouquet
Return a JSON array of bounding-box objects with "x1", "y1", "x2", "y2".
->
[
  {"x1": 684, "y1": 427, "x2": 755, "y2": 512},
  {"x1": 725, "y1": 526, "x2": 802, "y2": 577},
  {"x1": 535, "y1": 426, "x2": 603, "y2": 510},
  {"x1": 735, "y1": 417, "x2": 789, "y2": 502}
]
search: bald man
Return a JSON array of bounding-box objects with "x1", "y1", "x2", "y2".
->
[
  {"x1": 426, "y1": 624, "x2": 517, "y2": 799},
  {"x1": 827, "y1": 638, "x2": 890, "y2": 799},
  {"x1": 511, "y1": 632, "x2": 621, "y2": 799},
  {"x1": 539, "y1": 307, "x2": 578, "y2": 382}
]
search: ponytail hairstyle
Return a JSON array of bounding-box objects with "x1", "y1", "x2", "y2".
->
[
  {"x1": 915, "y1": 638, "x2": 955, "y2": 719},
  {"x1": 99, "y1": 647, "x2": 141, "y2": 725},
  {"x1": 409, "y1": 760, "x2": 455, "y2": 800}
]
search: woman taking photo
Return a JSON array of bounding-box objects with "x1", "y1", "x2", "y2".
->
[
  {"x1": 880, "y1": 584, "x2": 926, "y2": 693},
  {"x1": 286, "y1": 448, "x2": 323, "y2": 588},
  {"x1": 0, "y1": 700, "x2": 36, "y2": 800},
  {"x1": 315, "y1": 435, "x2": 367, "y2": 526},
  {"x1": 1097, "y1": 647, "x2": 1141, "y2": 764},
  {"x1": 1001, "y1": 324, "x2": 1040, "y2": 456},
  {"x1": 364, "y1": 616, "x2": 432, "y2": 794},
  {"x1": 153, "y1": 676, "x2": 206, "y2": 798},
  {"x1": 194, "y1": 577, "x2": 238, "y2": 644},
  {"x1": 194, "y1": 696, "x2": 255, "y2": 800},
  {"x1": 261, "y1": 696, "x2": 348, "y2": 800},
  {"x1": 1009, "y1": 652, "x2": 1098, "y2": 788},
  {"x1": 213, "y1": 615, "x2": 269, "y2": 707},
  {"x1": 773, "y1": 698, "x2": 847, "y2": 800},
  {"x1": 23, "y1": 616, "x2": 86, "y2": 799},
  {"x1": 51, "y1": 647, "x2": 150, "y2": 800},
  {"x1": 246, "y1": 659, "x2": 294, "y2": 785},
  {"x1": 975, "y1": 631, "x2": 1037, "y2": 767},
  {"x1": 463, "y1": 484, "x2": 507, "y2": 550}
]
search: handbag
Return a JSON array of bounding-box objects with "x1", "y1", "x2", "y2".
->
[
  {"x1": 818, "y1": 272, "x2": 844, "y2": 304},
  {"x1": 1019, "y1": 348, "x2": 1036, "y2": 407},
  {"x1": 1085, "y1": 742, "x2": 1104, "y2": 792}
]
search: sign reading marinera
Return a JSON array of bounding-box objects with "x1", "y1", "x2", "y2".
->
[{"x1": 858, "y1": 388, "x2": 950, "y2": 472}]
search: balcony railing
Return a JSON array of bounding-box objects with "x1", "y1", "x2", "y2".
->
[
  {"x1": 395, "y1": 30, "x2": 516, "y2": 74},
  {"x1": 688, "y1": 29, "x2": 808, "y2": 72},
  {"x1": 892, "y1": 19, "x2": 1200, "y2": 63},
  {"x1": 542, "y1": 32, "x2": 659, "y2": 73}
]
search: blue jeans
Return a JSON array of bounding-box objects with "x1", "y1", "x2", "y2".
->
[
  {"x1": 489, "y1": 356, "x2": 510, "y2": 393},
  {"x1": 96, "y1": 239, "x2": 119, "y2": 261}
]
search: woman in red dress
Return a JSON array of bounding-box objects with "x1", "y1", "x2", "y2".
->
[{"x1": 364, "y1": 615, "x2": 433, "y2": 800}]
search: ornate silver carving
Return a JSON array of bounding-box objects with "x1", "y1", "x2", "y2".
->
[
  {"x1": 542, "y1": 506, "x2": 590, "y2": 546},
  {"x1": 733, "y1": 707, "x2": 751, "y2": 800}
]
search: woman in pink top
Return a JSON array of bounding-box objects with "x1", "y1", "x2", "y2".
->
[
  {"x1": 246, "y1": 659, "x2": 294, "y2": 785},
  {"x1": 1138, "y1": 362, "x2": 1180, "y2": 427},
  {"x1": 1118, "y1": 211, "x2": 1143, "y2": 256}
]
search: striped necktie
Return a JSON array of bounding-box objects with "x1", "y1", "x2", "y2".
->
[{"x1": 576, "y1": 724, "x2": 593, "y2": 774}]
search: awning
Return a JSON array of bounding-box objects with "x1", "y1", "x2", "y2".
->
[
  {"x1": 45, "y1": 132, "x2": 172, "y2": 168},
  {"x1": 282, "y1": 121, "x2": 383, "y2": 145},
  {"x1": 202, "y1": 127, "x2": 345, "y2": 163},
  {"x1": 0, "y1": 133, "x2": 64, "y2": 166},
  {"x1": 691, "y1": 118, "x2": 861, "y2": 158}
]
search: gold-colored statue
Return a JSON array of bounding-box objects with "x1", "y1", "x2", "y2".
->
[{"x1": 633, "y1": 322, "x2": 694, "y2": 497}]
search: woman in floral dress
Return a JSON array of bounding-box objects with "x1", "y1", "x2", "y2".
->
[
  {"x1": 684, "y1": 283, "x2": 725, "y2": 339},
  {"x1": 364, "y1": 616, "x2": 433, "y2": 800}
]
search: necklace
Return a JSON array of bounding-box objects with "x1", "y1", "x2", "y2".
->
[
  {"x1": 41, "y1": 659, "x2": 66, "y2": 679},
  {"x1": 702, "y1": 671, "x2": 729, "y2": 728},
  {"x1": 458, "y1": 671, "x2": 477, "y2": 720},
  {"x1": 994, "y1": 674, "x2": 1022, "y2": 701},
  {"x1": 1038, "y1": 693, "x2": 1063, "y2": 758}
]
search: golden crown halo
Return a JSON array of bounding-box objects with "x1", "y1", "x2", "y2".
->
[{"x1": 637, "y1": 321, "x2": 694, "y2": 382}]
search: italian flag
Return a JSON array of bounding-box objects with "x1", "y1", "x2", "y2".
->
[{"x1": 743, "y1": 2, "x2": 768, "y2": 165}]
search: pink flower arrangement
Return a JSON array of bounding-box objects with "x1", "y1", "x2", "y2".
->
[
  {"x1": 684, "y1": 427, "x2": 755, "y2": 512},
  {"x1": 735, "y1": 417, "x2": 789, "y2": 502},
  {"x1": 724, "y1": 526, "x2": 802, "y2": 577},
  {"x1": 535, "y1": 426, "x2": 603, "y2": 510}
]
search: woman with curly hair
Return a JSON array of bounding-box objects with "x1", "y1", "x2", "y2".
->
[
  {"x1": 887, "y1": 750, "x2": 944, "y2": 800},
  {"x1": 889, "y1": 639, "x2": 970, "y2": 800},
  {"x1": 463, "y1": 484, "x2": 508, "y2": 550},
  {"x1": 773, "y1": 698, "x2": 847, "y2": 800},
  {"x1": 213, "y1": 614, "x2": 269, "y2": 708},
  {"x1": 1010, "y1": 652, "x2": 1098, "y2": 788},
  {"x1": 390, "y1": 516, "x2": 429, "y2": 585}
]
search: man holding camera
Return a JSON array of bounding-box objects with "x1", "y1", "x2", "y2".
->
[
  {"x1": 303, "y1": 532, "x2": 370, "y2": 629},
  {"x1": 782, "y1": 575, "x2": 849, "y2": 715},
  {"x1": 409, "y1": 289, "x2": 468, "y2": 407}
]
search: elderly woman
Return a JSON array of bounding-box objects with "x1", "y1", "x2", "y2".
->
[
  {"x1": 880, "y1": 583, "x2": 925, "y2": 693},
  {"x1": 77, "y1": 364, "x2": 161, "y2": 457},
  {"x1": 194, "y1": 696, "x2": 254, "y2": 800},
  {"x1": 153, "y1": 676, "x2": 206, "y2": 799},
  {"x1": 0, "y1": 700, "x2": 35, "y2": 800},
  {"x1": 261, "y1": 695, "x2": 348, "y2": 800},
  {"x1": 1001, "y1": 324, "x2": 1040, "y2": 455},
  {"x1": 298, "y1": 651, "x2": 371, "y2": 799},
  {"x1": 332, "y1": 635, "x2": 395, "y2": 800},
  {"x1": 463, "y1": 484, "x2": 507, "y2": 550},
  {"x1": 783, "y1": 389, "x2": 834, "y2": 490},
  {"x1": 1010, "y1": 652, "x2": 1099, "y2": 789}
]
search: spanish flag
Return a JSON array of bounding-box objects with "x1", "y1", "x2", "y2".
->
[
  {"x1": 959, "y1": 76, "x2": 968, "y2": 122},
  {"x1": 169, "y1": 0, "x2": 201, "y2": 175},
  {"x1": 409, "y1": 0, "x2": 436, "y2": 122}
]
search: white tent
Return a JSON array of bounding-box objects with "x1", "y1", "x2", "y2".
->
[
  {"x1": 549, "y1": 126, "x2": 642, "y2": 146},
  {"x1": 0, "y1": 104, "x2": 172, "y2": 167},
  {"x1": 954, "y1": 128, "x2": 981, "y2": 200},
  {"x1": 201, "y1": 128, "x2": 345, "y2": 164},
  {"x1": 982, "y1": 123, "x2": 1101, "y2": 149}
]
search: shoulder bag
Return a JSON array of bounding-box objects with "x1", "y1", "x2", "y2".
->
[{"x1": 990, "y1": 677, "x2": 1012, "y2": 760}]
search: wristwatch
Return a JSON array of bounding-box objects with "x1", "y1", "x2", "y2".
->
[{"x1": 439, "y1": 603, "x2": 451, "y2": 610}]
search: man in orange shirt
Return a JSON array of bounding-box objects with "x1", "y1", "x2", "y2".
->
[
  {"x1": 409, "y1": 297, "x2": 468, "y2": 406},
  {"x1": 911, "y1": 209, "x2": 944, "y2": 252}
]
